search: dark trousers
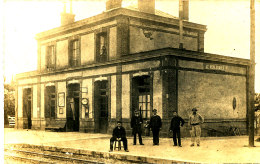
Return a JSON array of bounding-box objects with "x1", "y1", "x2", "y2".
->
[
  {"x1": 110, "y1": 137, "x2": 128, "y2": 150},
  {"x1": 172, "y1": 129, "x2": 181, "y2": 146},
  {"x1": 133, "y1": 132, "x2": 143, "y2": 144},
  {"x1": 152, "y1": 129, "x2": 160, "y2": 145}
]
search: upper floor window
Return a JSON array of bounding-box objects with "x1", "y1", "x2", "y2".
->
[
  {"x1": 46, "y1": 45, "x2": 55, "y2": 70},
  {"x1": 96, "y1": 32, "x2": 107, "y2": 62},
  {"x1": 69, "y1": 40, "x2": 80, "y2": 67}
]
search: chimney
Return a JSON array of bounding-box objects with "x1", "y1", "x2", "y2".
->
[
  {"x1": 106, "y1": 0, "x2": 122, "y2": 11},
  {"x1": 179, "y1": 0, "x2": 189, "y2": 21},
  {"x1": 61, "y1": 0, "x2": 75, "y2": 26},
  {"x1": 138, "y1": 0, "x2": 155, "y2": 14},
  {"x1": 179, "y1": 0, "x2": 189, "y2": 49}
]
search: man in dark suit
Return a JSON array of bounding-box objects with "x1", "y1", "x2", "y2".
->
[
  {"x1": 149, "y1": 109, "x2": 162, "y2": 145},
  {"x1": 169, "y1": 111, "x2": 185, "y2": 147},
  {"x1": 131, "y1": 110, "x2": 144, "y2": 145},
  {"x1": 109, "y1": 121, "x2": 129, "y2": 152}
]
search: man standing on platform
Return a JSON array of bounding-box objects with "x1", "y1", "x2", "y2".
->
[
  {"x1": 169, "y1": 111, "x2": 185, "y2": 147},
  {"x1": 149, "y1": 109, "x2": 162, "y2": 145},
  {"x1": 189, "y1": 108, "x2": 204, "y2": 147},
  {"x1": 109, "y1": 121, "x2": 129, "y2": 152},
  {"x1": 131, "y1": 110, "x2": 144, "y2": 145}
]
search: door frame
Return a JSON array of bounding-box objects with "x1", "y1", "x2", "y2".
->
[
  {"x1": 131, "y1": 75, "x2": 153, "y2": 121},
  {"x1": 66, "y1": 83, "x2": 80, "y2": 132},
  {"x1": 94, "y1": 80, "x2": 109, "y2": 133},
  {"x1": 23, "y1": 88, "x2": 32, "y2": 129}
]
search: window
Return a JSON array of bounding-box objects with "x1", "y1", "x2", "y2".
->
[
  {"x1": 45, "y1": 86, "x2": 56, "y2": 118},
  {"x1": 46, "y1": 45, "x2": 55, "y2": 70},
  {"x1": 138, "y1": 77, "x2": 151, "y2": 119},
  {"x1": 139, "y1": 94, "x2": 151, "y2": 119},
  {"x1": 69, "y1": 40, "x2": 80, "y2": 67},
  {"x1": 132, "y1": 76, "x2": 151, "y2": 120},
  {"x1": 96, "y1": 32, "x2": 107, "y2": 62}
]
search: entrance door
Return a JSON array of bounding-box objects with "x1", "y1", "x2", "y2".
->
[
  {"x1": 66, "y1": 84, "x2": 80, "y2": 132},
  {"x1": 132, "y1": 76, "x2": 151, "y2": 120},
  {"x1": 45, "y1": 86, "x2": 56, "y2": 119},
  {"x1": 94, "y1": 81, "x2": 108, "y2": 133},
  {"x1": 23, "y1": 88, "x2": 32, "y2": 129}
]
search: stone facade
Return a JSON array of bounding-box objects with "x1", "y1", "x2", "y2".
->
[{"x1": 15, "y1": 4, "x2": 249, "y2": 137}]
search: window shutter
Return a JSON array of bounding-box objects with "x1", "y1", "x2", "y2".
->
[
  {"x1": 45, "y1": 46, "x2": 49, "y2": 68},
  {"x1": 69, "y1": 41, "x2": 73, "y2": 67},
  {"x1": 44, "y1": 87, "x2": 50, "y2": 118}
]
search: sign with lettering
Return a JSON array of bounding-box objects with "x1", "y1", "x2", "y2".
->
[{"x1": 204, "y1": 64, "x2": 226, "y2": 71}]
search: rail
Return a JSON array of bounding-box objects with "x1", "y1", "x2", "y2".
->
[{"x1": 4, "y1": 148, "x2": 104, "y2": 164}]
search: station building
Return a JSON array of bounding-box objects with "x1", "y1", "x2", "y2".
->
[{"x1": 15, "y1": 0, "x2": 250, "y2": 137}]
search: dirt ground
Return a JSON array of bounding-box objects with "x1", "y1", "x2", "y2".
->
[{"x1": 4, "y1": 128, "x2": 260, "y2": 163}]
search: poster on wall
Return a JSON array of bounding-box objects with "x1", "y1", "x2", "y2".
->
[{"x1": 58, "y1": 92, "x2": 65, "y2": 107}]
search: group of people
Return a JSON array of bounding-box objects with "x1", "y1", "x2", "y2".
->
[{"x1": 109, "y1": 108, "x2": 204, "y2": 152}]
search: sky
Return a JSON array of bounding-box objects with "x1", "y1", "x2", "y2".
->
[{"x1": 2, "y1": 0, "x2": 260, "y2": 92}]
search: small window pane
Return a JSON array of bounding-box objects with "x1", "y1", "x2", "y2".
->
[
  {"x1": 142, "y1": 112, "x2": 146, "y2": 118},
  {"x1": 147, "y1": 103, "x2": 150, "y2": 110},
  {"x1": 143, "y1": 95, "x2": 146, "y2": 102},
  {"x1": 139, "y1": 96, "x2": 142, "y2": 102},
  {"x1": 147, "y1": 95, "x2": 150, "y2": 102},
  {"x1": 147, "y1": 111, "x2": 150, "y2": 118},
  {"x1": 142, "y1": 103, "x2": 146, "y2": 110}
]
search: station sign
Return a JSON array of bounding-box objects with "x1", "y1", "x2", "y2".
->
[{"x1": 204, "y1": 64, "x2": 226, "y2": 71}]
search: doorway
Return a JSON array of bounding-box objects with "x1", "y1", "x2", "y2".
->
[
  {"x1": 45, "y1": 86, "x2": 56, "y2": 119},
  {"x1": 66, "y1": 83, "x2": 80, "y2": 132},
  {"x1": 94, "y1": 81, "x2": 108, "y2": 133},
  {"x1": 23, "y1": 88, "x2": 32, "y2": 129},
  {"x1": 132, "y1": 76, "x2": 151, "y2": 120}
]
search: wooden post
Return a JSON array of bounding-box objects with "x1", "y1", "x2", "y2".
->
[{"x1": 249, "y1": 0, "x2": 255, "y2": 147}]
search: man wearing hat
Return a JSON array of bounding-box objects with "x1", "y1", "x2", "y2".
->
[
  {"x1": 189, "y1": 108, "x2": 204, "y2": 146},
  {"x1": 109, "y1": 121, "x2": 129, "y2": 152},
  {"x1": 131, "y1": 110, "x2": 144, "y2": 145},
  {"x1": 149, "y1": 109, "x2": 162, "y2": 145}
]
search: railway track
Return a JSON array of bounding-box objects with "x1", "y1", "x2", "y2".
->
[{"x1": 5, "y1": 148, "x2": 105, "y2": 163}]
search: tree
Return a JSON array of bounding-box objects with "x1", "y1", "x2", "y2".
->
[{"x1": 4, "y1": 83, "x2": 15, "y2": 125}]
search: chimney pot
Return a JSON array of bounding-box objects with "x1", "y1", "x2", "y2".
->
[
  {"x1": 179, "y1": 0, "x2": 189, "y2": 20},
  {"x1": 61, "y1": 13, "x2": 75, "y2": 26},
  {"x1": 106, "y1": 0, "x2": 122, "y2": 10},
  {"x1": 61, "y1": 0, "x2": 75, "y2": 26},
  {"x1": 138, "y1": 0, "x2": 155, "y2": 14}
]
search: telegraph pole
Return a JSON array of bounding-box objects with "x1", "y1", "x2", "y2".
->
[{"x1": 248, "y1": 0, "x2": 255, "y2": 147}]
